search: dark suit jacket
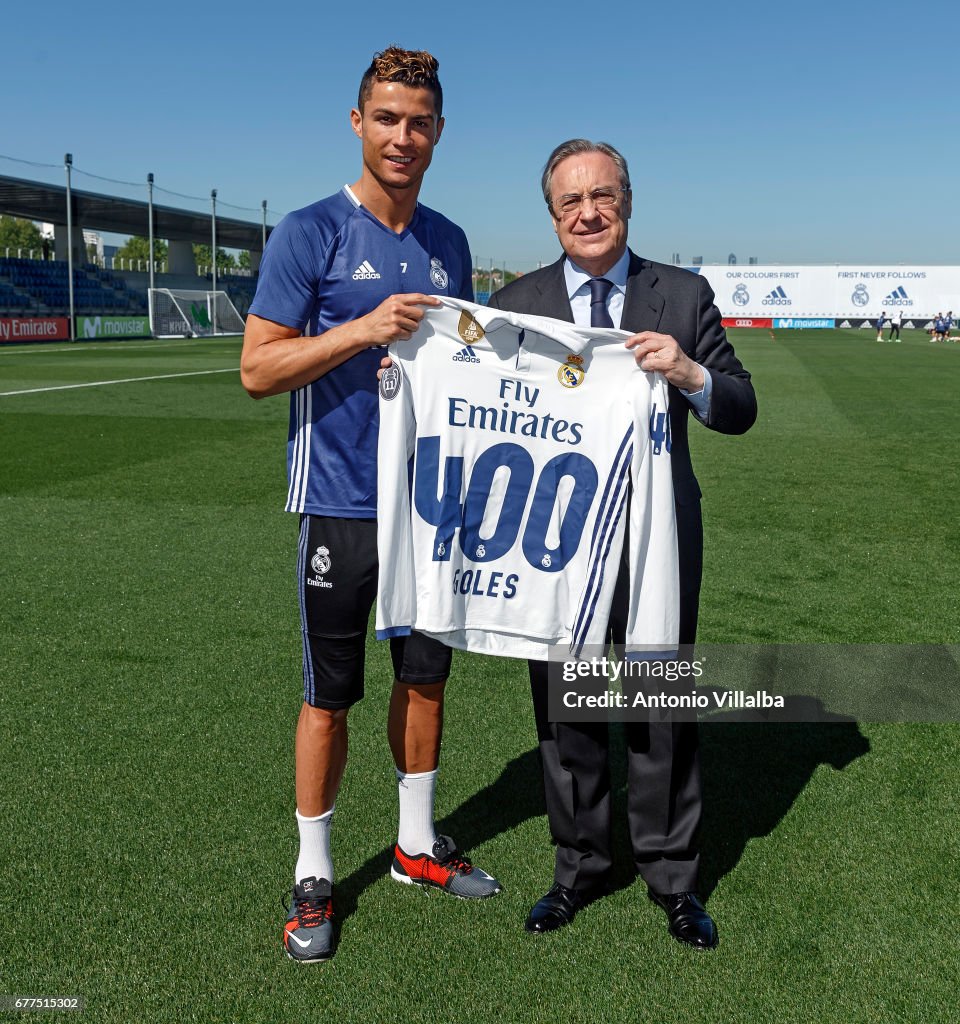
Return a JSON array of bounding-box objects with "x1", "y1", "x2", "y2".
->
[{"x1": 489, "y1": 251, "x2": 757, "y2": 642}]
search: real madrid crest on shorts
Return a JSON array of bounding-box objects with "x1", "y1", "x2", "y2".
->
[
  {"x1": 430, "y1": 257, "x2": 448, "y2": 290},
  {"x1": 379, "y1": 364, "x2": 402, "y2": 401},
  {"x1": 311, "y1": 546, "x2": 332, "y2": 576},
  {"x1": 558, "y1": 354, "x2": 585, "y2": 388}
]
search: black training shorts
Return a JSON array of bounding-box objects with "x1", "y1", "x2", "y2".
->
[{"x1": 297, "y1": 515, "x2": 452, "y2": 708}]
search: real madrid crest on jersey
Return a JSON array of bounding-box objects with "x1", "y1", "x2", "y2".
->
[
  {"x1": 458, "y1": 310, "x2": 485, "y2": 344},
  {"x1": 430, "y1": 257, "x2": 449, "y2": 290},
  {"x1": 379, "y1": 364, "x2": 402, "y2": 401},
  {"x1": 558, "y1": 354, "x2": 585, "y2": 388},
  {"x1": 311, "y1": 546, "x2": 332, "y2": 576}
]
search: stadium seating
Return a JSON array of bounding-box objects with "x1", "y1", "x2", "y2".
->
[
  {"x1": 0, "y1": 258, "x2": 148, "y2": 315},
  {"x1": 0, "y1": 257, "x2": 256, "y2": 322},
  {"x1": 208, "y1": 272, "x2": 256, "y2": 316}
]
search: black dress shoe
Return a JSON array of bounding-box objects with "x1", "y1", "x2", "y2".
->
[
  {"x1": 647, "y1": 889, "x2": 718, "y2": 949},
  {"x1": 525, "y1": 882, "x2": 598, "y2": 933}
]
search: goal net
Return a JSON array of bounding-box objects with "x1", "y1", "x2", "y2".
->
[{"x1": 148, "y1": 289, "x2": 246, "y2": 338}]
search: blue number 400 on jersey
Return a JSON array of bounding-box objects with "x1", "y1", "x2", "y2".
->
[{"x1": 413, "y1": 435, "x2": 602, "y2": 574}]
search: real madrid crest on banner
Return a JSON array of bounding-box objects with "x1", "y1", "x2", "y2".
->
[
  {"x1": 458, "y1": 310, "x2": 485, "y2": 344},
  {"x1": 732, "y1": 283, "x2": 750, "y2": 306},
  {"x1": 852, "y1": 283, "x2": 869, "y2": 306},
  {"x1": 311, "y1": 546, "x2": 332, "y2": 576},
  {"x1": 430, "y1": 257, "x2": 448, "y2": 289},
  {"x1": 558, "y1": 354, "x2": 585, "y2": 388}
]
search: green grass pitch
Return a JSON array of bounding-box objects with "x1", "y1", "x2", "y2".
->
[{"x1": 0, "y1": 328, "x2": 958, "y2": 1023}]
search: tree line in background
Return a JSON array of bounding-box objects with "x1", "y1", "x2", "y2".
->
[
  {"x1": 113, "y1": 236, "x2": 251, "y2": 272},
  {"x1": 0, "y1": 219, "x2": 521, "y2": 283},
  {"x1": 0, "y1": 218, "x2": 251, "y2": 272},
  {"x1": 0, "y1": 216, "x2": 43, "y2": 251}
]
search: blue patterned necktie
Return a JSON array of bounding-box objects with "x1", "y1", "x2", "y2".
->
[{"x1": 589, "y1": 277, "x2": 614, "y2": 328}]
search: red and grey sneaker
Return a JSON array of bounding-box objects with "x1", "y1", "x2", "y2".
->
[
  {"x1": 283, "y1": 876, "x2": 334, "y2": 962},
  {"x1": 391, "y1": 835, "x2": 502, "y2": 899}
]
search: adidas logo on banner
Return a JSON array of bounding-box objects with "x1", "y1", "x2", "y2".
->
[
  {"x1": 904, "y1": 321, "x2": 916, "y2": 329},
  {"x1": 762, "y1": 286, "x2": 791, "y2": 306},
  {"x1": 858, "y1": 320, "x2": 873, "y2": 329},
  {"x1": 838, "y1": 320, "x2": 852, "y2": 328},
  {"x1": 352, "y1": 260, "x2": 381, "y2": 280},
  {"x1": 883, "y1": 285, "x2": 912, "y2": 306},
  {"x1": 452, "y1": 345, "x2": 481, "y2": 363}
]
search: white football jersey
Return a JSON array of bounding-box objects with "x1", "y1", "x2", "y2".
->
[{"x1": 376, "y1": 298, "x2": 679, "y2": 661}]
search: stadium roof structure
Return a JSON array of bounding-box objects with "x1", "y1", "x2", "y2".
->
[{"x1": 0, "y1": 174, "x2": 269, "y2": 251}]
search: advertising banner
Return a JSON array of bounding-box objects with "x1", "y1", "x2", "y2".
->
[
  {"x1": 772, "y1": 318, "x2": 836, "y2": 329},
  {"x1": 695, "y1": 266, "x2": 960, "y2": 321},
  {"x1": 0, "y1": 317, "x2": 70, "y2": 343},
  {"x1": 78, "y1": 315, "x2": 150, "y2": 339},
  {"x1": 831, "y1": 267, "x2": 960, "y2": 319},
  {"x1": 721, "y1": 317, "x2": 773, "y2": 329}
]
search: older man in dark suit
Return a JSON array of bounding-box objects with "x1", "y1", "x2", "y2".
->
[{"x1": 489, "y1": 139, "x2": 757, "y2": 949}]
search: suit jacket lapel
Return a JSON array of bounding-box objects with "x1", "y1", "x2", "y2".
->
[
  {"x1": 536, "y1": 258, "x2": 574, "y2": 322},
  {"x1": 621, "y1": 251, "x2": 664, "y2": 334}
]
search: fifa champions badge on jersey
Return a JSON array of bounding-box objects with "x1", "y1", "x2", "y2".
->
[
  {"x1": 458, "y1": 310, "x2": 485, "y2": 344},
  {"x1": 557, "y1": 354, "x2": 585, "y2": 389},
  {"x1": 430, "y1": 257, "x2": 449, "y2": 289},
  {"x1": 380, "y1": 365, "x2": 402, "y2": 401}
]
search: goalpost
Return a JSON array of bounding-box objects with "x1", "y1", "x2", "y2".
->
[{"x1": 148, "y1": 289, "x2": 246, "y2": 338}]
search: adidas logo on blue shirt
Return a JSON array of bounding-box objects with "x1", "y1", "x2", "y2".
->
[
  {"x1": 352, "y1": 260, "x2": 381, "y2": 280},
  {"x1": 452, "y1": 346, "x2": 480, "y2": 363}
]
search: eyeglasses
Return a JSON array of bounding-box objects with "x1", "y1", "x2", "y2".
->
[{"x1": 552, "y1": 186, "x2": 631, "y2": 217}]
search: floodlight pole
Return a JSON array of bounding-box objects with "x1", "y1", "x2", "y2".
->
[
  {"x1": 65, "y1": 153, "x2": 75, "y2": 340},
  {"x1": 211, "y1": 189, "x2": 218, "y2": 334},
  {"x1": 210, "y1": 189, "x2": 218, "y2": 292},
  {"x1": 261, "y1": 200, "x2": 267, "y2": 256},
  {"x1": 147, "y1": 173, "x2": 155, "y2": 295}
]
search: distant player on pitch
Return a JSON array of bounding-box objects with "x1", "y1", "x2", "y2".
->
[{"x1": 241, "y1": 46, "x2": 501, "y2": 964}]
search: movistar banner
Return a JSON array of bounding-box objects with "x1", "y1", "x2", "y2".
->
[
  {"x1": 78, "y1": 315, "x2": 150, "y2": 339},
  {"x1": 695, "y1": 266, "x2": 960, "y2": 320}
]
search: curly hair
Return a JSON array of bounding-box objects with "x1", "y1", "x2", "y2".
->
[{"x1": 358, "y1": 46, "x2": 443, "y2": 118}]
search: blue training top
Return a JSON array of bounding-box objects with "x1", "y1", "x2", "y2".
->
[{"x1": 249, "y1": 186, "x2": 473, "y2": 517}]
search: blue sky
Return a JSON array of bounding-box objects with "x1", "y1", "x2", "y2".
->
[{"x1": 4, "y1": 0, "x2": 958, "y2": 270}]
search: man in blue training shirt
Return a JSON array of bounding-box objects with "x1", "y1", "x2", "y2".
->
[{"x1": 241, "y1": 46, "x2": 501, "y2": 964}]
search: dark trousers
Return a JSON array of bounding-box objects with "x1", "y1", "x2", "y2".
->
[{"x1": 529, "y1": 530, "x2": 703, "y2": 895}]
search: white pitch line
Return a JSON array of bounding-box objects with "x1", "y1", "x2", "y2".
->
[
  {"x1": 0, "y1": 366, "x2": 239, "y2": 397},
  {"x1": 0, "y1": 337, "x2": 240, "y2": 357}
]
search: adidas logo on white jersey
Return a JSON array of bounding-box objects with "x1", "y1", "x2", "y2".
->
[
  {"x1": 352, "y1": 260, "x2": 381, "y2": 280},
  {"x1": 452, "y1": 346, "x2": 480, "y2": 363}
]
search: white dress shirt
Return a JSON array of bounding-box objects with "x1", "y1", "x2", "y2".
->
[{"x1": 563, "y1": 252, "x2": 712, "y2": 419}]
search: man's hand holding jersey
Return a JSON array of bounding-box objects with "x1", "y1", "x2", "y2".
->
[
  {"x1": 362, "y1": 293, "x2": 442, "y2": 344},
  {"x1": 242, "y1": 293, "x2": 441, "y2": 398},
  {"x1": 625, "y1": 330, "x2": 705, "y2": 393}
]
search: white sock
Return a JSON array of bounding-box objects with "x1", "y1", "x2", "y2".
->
[
  {"x1": 295, "y1": 807, "x2": 334, "y2": 885},
  {"x1": 396, "y1": 769, "x2": 438, "y2": 856}
]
